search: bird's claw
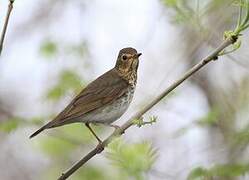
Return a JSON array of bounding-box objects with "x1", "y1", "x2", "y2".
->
[{"x1": 109, "y1": 124, "x2": 121, "y2": 130}]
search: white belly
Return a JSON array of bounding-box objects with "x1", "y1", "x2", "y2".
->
[{"x1": 81, "y1": 87, "x2": 134, "y2": 124}]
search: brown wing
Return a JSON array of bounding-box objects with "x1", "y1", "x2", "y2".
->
[{"x1": 46, "y1": 68, "x2": 128, "y2": 128}]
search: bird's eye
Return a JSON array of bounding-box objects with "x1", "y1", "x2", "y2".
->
[{"x1": 122, "y1": 55, "x2": 127, "y2": 60}]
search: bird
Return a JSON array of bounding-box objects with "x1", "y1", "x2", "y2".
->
[{"x1": 29, "y1": 47, "x2": 142, "y2": 143}]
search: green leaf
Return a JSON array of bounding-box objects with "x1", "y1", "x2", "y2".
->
[
  {"x1": 197, "y1": 109, "x2": 219, "y2": 126},
  {"x1": 46, "y1": 70, "x2": 84, "y2": 101},
  {"x1": 40, "y1": 40, "x2": 57, "y2": 58},
  {"x1": 233, "y1": 125, "x2": 249, "y2": 146},
  {"x1": 0, "y1": 118, "x2": 22, "y2": 133},
  {"x1": 188, "y1": 164, "x2": 249, "y2": 179},
  {"x1": 162, "y1": 0, "x2": 178, "y2": 7},
  {"x1": 210, "y1": 164, "x2": 249, "y2": 177},
  {"x1": 149, "y1": 116, "x2": 157, "y2": 123},
  {"x1": 46, "y1": 85, "x2": 64, "y2": 100},
  {"x1": 132, "y1": 117, "x2": 144, "y2": 127},
  {"x1": 106, "y1": 138, "x2": 157, "y2": 178},
  {"x1": 132, "y1": 116, "x2": 157, "y2": 127},
  {"x1": 187, "y1": 167, "x2": 210, "y2": 180},
  {"x1": 38, "y1": 136, "x2": 77, "y2": 157}
]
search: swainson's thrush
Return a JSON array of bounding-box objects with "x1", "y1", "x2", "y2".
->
[{"x1": 30, "y1": 47, "x2": 142, "y2": 142}]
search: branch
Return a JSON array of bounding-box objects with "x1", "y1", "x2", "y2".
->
[
  {"x1": 58, "y1": 35, "x2": 237, "y2": 180},
  {"x1": 0, "y1": 0, "x2": 14, "y2": 56}
]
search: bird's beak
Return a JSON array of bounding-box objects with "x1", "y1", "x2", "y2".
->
[{"x1": 134, "y1": 53, "x2": 142, "y2": 58}]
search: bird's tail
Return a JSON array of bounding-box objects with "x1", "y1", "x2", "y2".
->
[
  {"x1": 29, "y1": 117, "x2": 71, "y2": 138},
  {"x1": 29, "y1": 125, "x2": 47, "y2": 139}
]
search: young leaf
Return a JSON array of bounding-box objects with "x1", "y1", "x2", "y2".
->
[{"x1": 106, "y1": 138, "x2": 157, "y2": 179}]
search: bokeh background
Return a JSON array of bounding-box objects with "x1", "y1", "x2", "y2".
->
[{"x1": 0, "y1": 0, "x2": 249, "y2": 179}]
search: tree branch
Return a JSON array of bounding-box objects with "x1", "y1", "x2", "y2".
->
[
  {"x1": 0, "y1": 0, "x2": 14, "y2": 56},
  {"x1": 58, "y1": 36, "x2": 237, "y2": 180}
]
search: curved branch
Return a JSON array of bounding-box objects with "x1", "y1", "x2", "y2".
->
[
  {"x1": 0, "y1": 0, "x2": 14, "y2": 56},
  {"x1": 58, "y1": 36, "x2": 237, "y2": 180}
]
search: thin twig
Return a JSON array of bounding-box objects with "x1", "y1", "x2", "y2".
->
[
  {"x1": 0, "y1": 0, "x2": 14, "y2": 56},
  {"x1": 58, "y1": 36, "x2": 237, "y2": 180}
]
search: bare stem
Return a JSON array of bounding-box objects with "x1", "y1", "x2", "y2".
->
[
  {"x1": 0, "y1": 0, "x2": 14, "y2": 56},
  {"x1": 58, "y1": 36, "x2": 237, "y2": 180},
  {"x1": 236, "y1": 0, "x2": 243, "y2": 30}
]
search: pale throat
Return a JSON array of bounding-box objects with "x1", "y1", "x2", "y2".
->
[{"x1": 117, "y1": 68, "x2": 137, "y2": 86}]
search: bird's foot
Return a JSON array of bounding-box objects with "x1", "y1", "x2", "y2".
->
[
  {"x1": 96, "y1": 141, "x2": 104, "y2": 153},
  {"x1": 109, "y1": 124, "x2": 125, "y2": 134},
  {"x1": 109, "y1": 124, "x2": 121, "y2": 130}
]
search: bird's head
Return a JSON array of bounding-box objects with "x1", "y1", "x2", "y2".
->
[{"x1": 115, "y1": 47, "x2": 142, "y2": 77}]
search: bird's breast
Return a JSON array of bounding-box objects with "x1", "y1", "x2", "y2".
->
[{"x1": 82, "y1": 86, "x2": 135, "y2": 124}]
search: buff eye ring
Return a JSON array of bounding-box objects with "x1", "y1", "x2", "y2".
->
[{"x1": 122, "y1": 55, "x2": 127, "y2": 60}]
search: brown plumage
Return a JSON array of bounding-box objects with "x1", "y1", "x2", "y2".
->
[{"x1": 30, "y1": 47, "x2": 142, "y2": 142}]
